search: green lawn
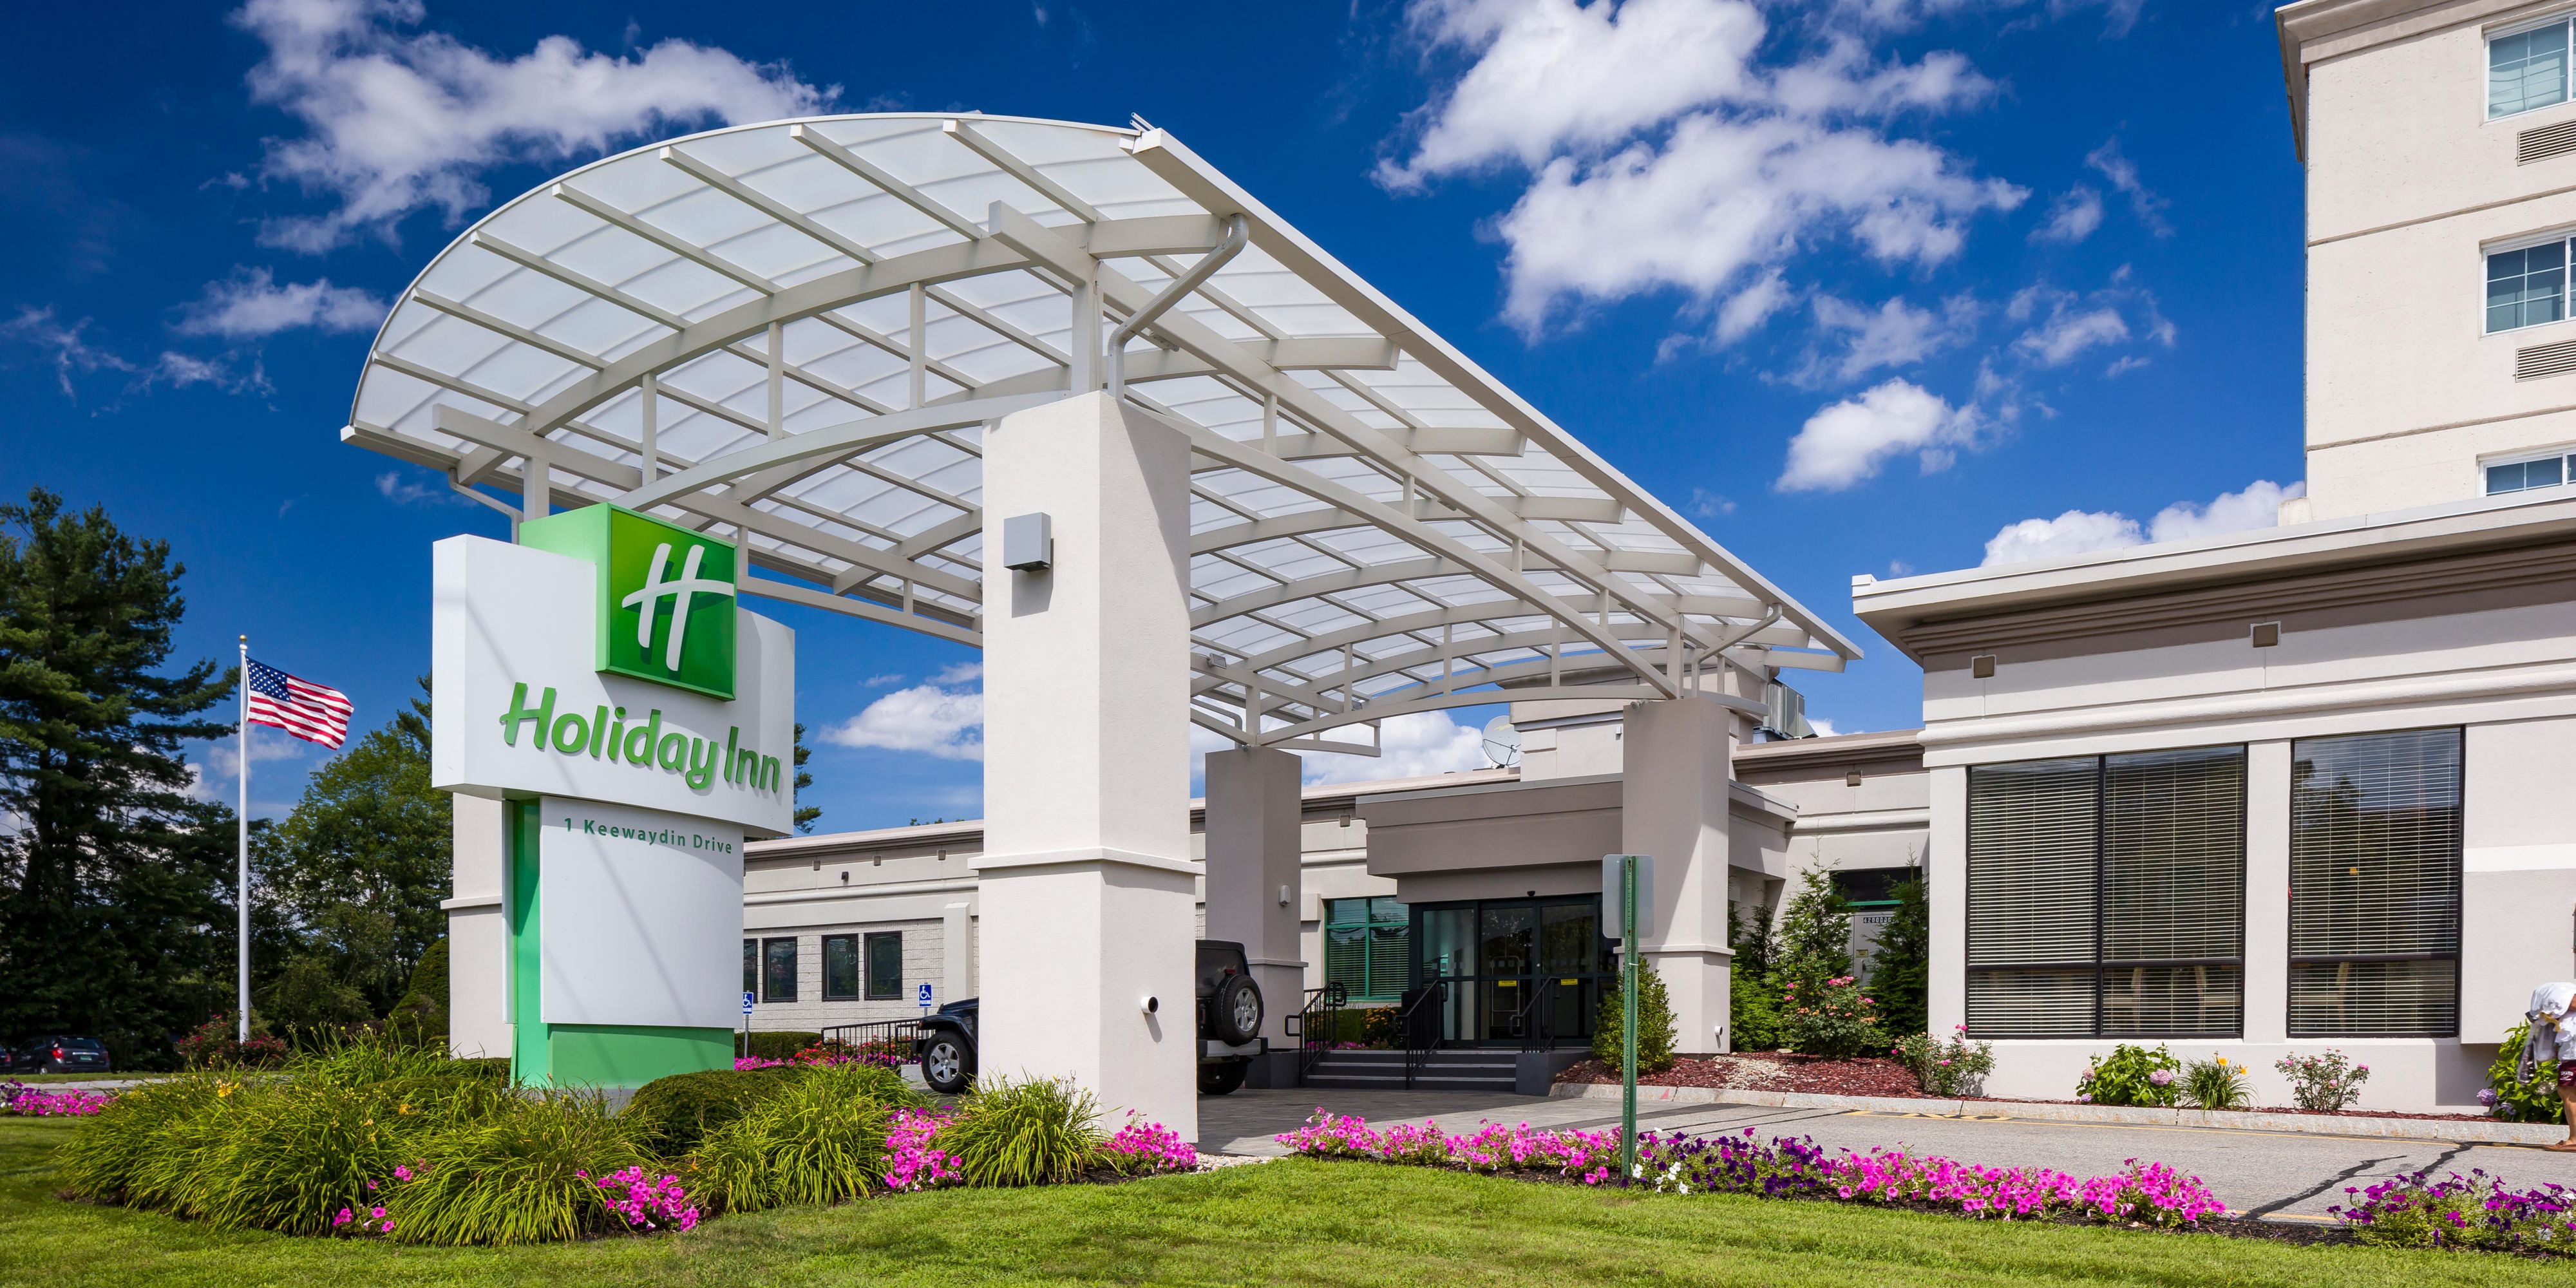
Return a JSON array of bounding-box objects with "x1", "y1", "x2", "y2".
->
[{"x1": 6, "y1": 1116, "x2": 2575, "y2": 1287}]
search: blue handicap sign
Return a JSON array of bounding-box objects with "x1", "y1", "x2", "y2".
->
[
  {"x1": 742, "y1": 990, "x2": 755, "y2": 1014},
  {"x1": 918, "y1": 982, "x2": 934, "y2": 1009}
]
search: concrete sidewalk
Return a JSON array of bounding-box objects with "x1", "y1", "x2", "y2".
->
[{"x1": 1197, "y1": 1086, "x2": 2576, "y2": 1222}]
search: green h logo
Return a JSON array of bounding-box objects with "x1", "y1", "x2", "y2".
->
[{"x1": 520, "y1": 505, "x2": 737, "y2": 698}]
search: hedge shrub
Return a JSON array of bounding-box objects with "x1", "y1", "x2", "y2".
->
[
  {"x1": 743, "y1": 1031, "x2": 824, "y2": 1061},
  {"x1": 624, "y1": 1067, "x2": 799, "y2": 1155}
]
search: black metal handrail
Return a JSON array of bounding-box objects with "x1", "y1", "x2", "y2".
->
[
  {"x1": 1292, "y1": 981, "x2": 1349, "y2": 1079},
  {"x1": 817, "y1": 1017, "x2": 926, "y2": 1063},
  {"x1": 1508, "y1": 976, "x2": 1566, "y2": 1053},
  {"x1": 1400, "y1": 977, "x2": 1452, "y2": 1089}
]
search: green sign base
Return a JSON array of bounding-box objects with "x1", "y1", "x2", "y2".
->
[{"x1": 504, "y1": 800, "x2": 732, "y2": 1089}]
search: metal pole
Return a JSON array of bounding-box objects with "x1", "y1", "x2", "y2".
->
[
  {"x1": 1620, "y1": 854, "x2": 1638, "y2": 1181},
  {"x1": 236, "y1": 636, "x2": 249, "y2": 1044}
]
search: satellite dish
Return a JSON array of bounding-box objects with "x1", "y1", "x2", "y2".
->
[{"x1": 1481, "y1": 715, "x2": 1523, "y2": 769}]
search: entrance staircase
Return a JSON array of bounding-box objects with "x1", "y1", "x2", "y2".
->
[{"x1": 1298, "y1": 1048, "x2": 1520, "y2": 1093}]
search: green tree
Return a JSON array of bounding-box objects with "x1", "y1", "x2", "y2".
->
[
  {"x1": 0, "y1": 489, "x2": 236, "y2": 1067},
  {"x1": 1728, "y1": 898, "x2": 1785, "y2": 1050},
  {"x1": 1591, "y1": 960, "x2": 1677, "y2": 1073},
  {"x1": 1872, "y1": 865, "x2": 1932, "y2": 1038},
  {"x1": 793, "y1": 721, "x2": 818, "y2": 833},
  {"x1": 256, "y1": 679, "x2": 450, "y2": 1029},
  {"x1": 1774, "y1": 867, "x2": 1854, "y2": 996}
]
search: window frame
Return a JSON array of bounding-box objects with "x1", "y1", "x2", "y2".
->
[
  {"x1": 1323, "y1": 895, "x2": 1412, "y2": 1002},
  {"x1": 1964, "y1": 746, "x2": 2249, "y2": 1041},
  {"x1": 864, "y1": 931, "x2": 904, "y2": 1001},
  {"x1": 743, "y1": 938, "x2": 757, "y2": 999},
  {"x1": 2488, "y1": 14, "x2": 2575, "y2": 120},
  {"x1": 2286, "y1": 727, "x2": 2465, "y2": 1040},
  {"x1": 821, "y1": 933, "x2": 860, "y2": 1001},
  {"x1": 2484, "y1": 232, "x2": 2574, "y2": 336},
  {"x1": 2482, "y1": 445, "x2": 2576, "y2": 495},
  {"x1": 760, "y1": 936, "x2": 799, "y2": 1003}
]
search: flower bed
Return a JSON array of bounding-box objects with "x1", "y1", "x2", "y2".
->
[
  {"x1": 2332, "y1": 1168, "x2": 2576, "y2": 1252},
  {"x1": 1277, "y1": 1113, "x2": 2227, "y2": 1228},
  {"x1": 1, "y1": 1081, "x2": 112, "y2": 1117}
]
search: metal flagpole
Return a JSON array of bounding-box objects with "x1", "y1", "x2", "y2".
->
[{"x1": 237, "y1": 636, "x2": 249, "y2": 1044}]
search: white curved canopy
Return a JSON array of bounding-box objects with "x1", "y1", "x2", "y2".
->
[{"x1": 343, "y1": 113, "x2": 1858, "y2": 748}]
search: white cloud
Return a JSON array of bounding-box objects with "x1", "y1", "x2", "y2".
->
[
  {"x1": 375, "y1": 469, "x2": 469, "y2": 507},
  {"x1": 1827, "y1": 0, "x2": 2144, "y2": 39},
  {"x1": 2011, "y1": 304, "x2": 2128, "y2": 366},
  {"x1": 1379, "y1": 0, "x2": 1768, "y2": 186},
  {"x1": 1804, "y1": 292, "x2": 1979, "y2": 383},
  {"x1": 861, "y1": 673, "x2": 905, "y2": 687},
  {"x1": 2030, "y1": 185, "x2": 2103, "y2": 244},
  {"x1": 2084, "y1": 138, "x2": 2170, "y2": 236},
  {"x1": 1807, "y1": 715, "x2": 1842, "y2": 737},
  {"x1": 234, "y1": 0, "x2": 835, "y2": 251},
  {"x1": 1776, "y1": 378, "x2": 1978, "y2": 491},
  {"x1": 1494, "y1": 115, "x2": 2023, "y2": 333},
  {"x1": 931, "y1": 661, "x2": 983, "y2": 685},
  {"x1": 822, "y1": 681, "x2": 983, "y2": 761},
  {"x1": 3, "y1": 307, "x2": 135, "y2": 397},
  {"x1": 1980, "y1": 479, "x2": 2307, "y2": 567},
  {"x1": 2007, "y1": 274, "x2": 2174, "y2": 369},
  {"x1": 1712, "y1": 268, "x2": 1792, "y2": 345},
  {"x1": 1381, "y1": 0, "x2": 2025, "y2": 337},
  {"x1": 145, "y1": 350, "x2": 272, "y2": 396},
  {"x1": 1298, "y1": 712, "x2": 1493, "y2": 786},
  {"x1": 178, "y1": 267, "x2": 386, "y2": 337},
  {"x1": 1687, "y1": 486, "x2": 1737, "y2": 518}
]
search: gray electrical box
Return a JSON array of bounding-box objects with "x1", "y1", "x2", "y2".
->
[{"x1": 1001, "y1": 512, "x2": 1052, "y2": 571}]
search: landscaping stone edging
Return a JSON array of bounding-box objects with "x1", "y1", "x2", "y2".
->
[{"x1": 1546, "y1": 1082, "x2": 2568, "y2": 1146}]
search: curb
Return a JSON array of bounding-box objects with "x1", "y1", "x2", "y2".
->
[{"x1": 1545, "y1": 1083, "x2": 2568, "y2": 1146}]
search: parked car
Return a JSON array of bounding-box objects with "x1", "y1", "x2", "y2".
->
[
  {"x1": 17, "y1": 1036, "x2": 111, "y2": 1074},
  {"x1": 913, "y1": 939, "x2": 1266, "y2": 1097}
]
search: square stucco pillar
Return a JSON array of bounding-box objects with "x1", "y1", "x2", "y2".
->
[
  {"x1": 974, "y1": 392, "x2": 1198, "y2": 1141},
  {"x1": 2242, "y1": 742, "x2": 2291, "y2": 1045},
  {"x1": 1620, "y1": 694, "x2": 1734, "y2": 1054},
  {"x1": 1927, "y1": 765, "x2": 1967, "y2": 1036},
  {"x1": 1204, "y1": 746, "x2": 1305, "y2": 1048},
  {"x1": 444, "y1": 791, "x2": 510, "y2": 1060}
]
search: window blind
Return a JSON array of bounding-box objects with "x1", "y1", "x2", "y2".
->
[
  {"x1": 1967, "y1": 747, "x2": 2246, "y2": 1039},
  {"x1": 1324, "y1": 896, "x2": 1410, "y2": 1001},
  {"x1": 2289, "y1": 729, "x2": 2462, "y2": 1037}
]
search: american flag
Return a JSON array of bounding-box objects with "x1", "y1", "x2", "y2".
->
[{"x1": 245, "y1": 659, "x2": 353, "y2": 749}]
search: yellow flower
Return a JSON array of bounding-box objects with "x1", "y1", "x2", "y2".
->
[{"x1": 216, "y1": 1081, "x2": 236, "y2": 1099}]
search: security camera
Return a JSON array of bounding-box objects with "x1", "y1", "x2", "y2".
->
[{"x1": 1141, "y1": 995, "x2": 1159, "y2": 1014}]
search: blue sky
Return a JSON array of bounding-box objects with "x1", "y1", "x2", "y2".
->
[{"x1": 0, "y1": 0, "x2": 2305, "y2": 830}]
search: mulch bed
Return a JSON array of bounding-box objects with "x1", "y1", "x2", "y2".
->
[{"x1": 1554, "y1": 1053, "x2": 1924, "y2": 1097}]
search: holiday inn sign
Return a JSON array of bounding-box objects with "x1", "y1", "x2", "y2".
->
[{"x1": 521, "y1": 505, "x2": 739, "y2": 699}]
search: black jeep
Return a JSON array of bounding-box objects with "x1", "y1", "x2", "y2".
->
[{"x1": 914, "y1": 940, "x2": 1266, "y2": 1095}]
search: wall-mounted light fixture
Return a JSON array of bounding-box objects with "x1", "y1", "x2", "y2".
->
[
  {"x1": 1971, "y1": 654, "x2": 1996, "y2": 679},
  {"x1": 2251, "y1": 621, "x2": 2282, "y2": 648},
  {"x1": 1002, "y1": 512, "x2": 1053, "y2": 571},
  {"x1": 1845, "y1": 768, "x2": 1863, "y2": 788}
]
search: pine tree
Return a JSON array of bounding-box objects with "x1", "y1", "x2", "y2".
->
[
  {"x1": 0, "y1": 489, "x2": 235, "y2": 1067},
  {"x1": 1728, "y1": 898, "x2": 1785, "y2": 1050},
  {"x1": 1591, "y1": 959, "x2": 1677, "y2": 1072},
  {"x1": 1873, "y1": 866, "x2": 1933, "y2": 1038},
  {"x1": 1774, "y1": 866, "x2": 1854, "y2": 996},
  {"x1": 792, "y1": 721, "x2": 818, "y2": 833}
]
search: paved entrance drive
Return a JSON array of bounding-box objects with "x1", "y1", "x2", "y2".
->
[{"x1": 1200, "y1": 1086, "x2": 2576, "y2": 1222}]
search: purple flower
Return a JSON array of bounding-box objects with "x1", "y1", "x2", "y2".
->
[
  {"x1": 2148, "y1": 1070, "x2": 2174, "y2": 1087},
  {"x1": 2479, "y1": 1089, "x2": 2501, "y2": 1107}
]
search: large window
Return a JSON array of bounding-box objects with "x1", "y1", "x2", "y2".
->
[
  {"x1": 822, "y1": 934, "x2": 860, "y2": 1001},
  {"x1": 866, "y1": 931, "x2": 904, "y2": 1001},
  {"x1": 761, "y1": 936, "x2": 798, "y2": 1003},
  {"x1": 2289, "y1": 730, "x2": 2463, "y2": 1037},
  {"x1": 2493, "y1": 19, "x2": 2571, "y2": 118},
  {"x1": 1324, "y1": 896, "x2": 1409, "y2": 1001},
  {"x1": 743, "y1": 939, "x2": 757, "y2": 997},
  {"x1": 1966, "y1": 748, "x2": 2247, "y2": 1038},
  {"x1": 2488, "y1": 240, "x2": 2568, "y2": 334}
]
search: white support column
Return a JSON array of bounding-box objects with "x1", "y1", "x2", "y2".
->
[
  {"x1": 1620, "y1": 694, "x2": 1734, "y2": 1055},
  {"x1": 444, "y1": 791, "x2": 511, "y2": 1059},
  {"x1": 1203, "y1": 746, "x2": 1304, "y2": 1049},
  {"x1": 942, "y1": 900, "x2": 974, "y2": 1010},
  {"x1": 2243, "y1": 741, "x2": 2291, "y2": 1045},
  {"x1": 1926, "y1": 764, "x2": 1968, "y2": 1036},
  {"x1": 975, "y1": 391, "x2": 1197, "y2": 1139}
]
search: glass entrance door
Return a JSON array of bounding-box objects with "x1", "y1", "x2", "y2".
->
[{"x1": 1411, "y1": 895, "x2": 1614, "y2": 1045}]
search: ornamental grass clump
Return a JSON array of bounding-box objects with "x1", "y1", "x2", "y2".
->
[
  {"x1": 2334, "y1": 1168, "x2": 2576, "y2": 1251},
  {"x1": 2178, "y1": 1055, "x2": 2250, "y2": 1110},
  {"x1": 372, "y1": 1092, "x2": 652, "y2": 1245},
  {"x1": 55, "y1": 1075, "x2": 225, "y2": 1207},
  {"x1": 938, "y1": 1076, "x2": 1102, "y2": 1188},
  {"x1": 690, "y1": 1061, "x2": 900, "y2": 1213}
]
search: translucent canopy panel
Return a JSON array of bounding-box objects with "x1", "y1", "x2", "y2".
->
[{"x1": 344, "y1": 114, "x2": 1858, "y2": 748}]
